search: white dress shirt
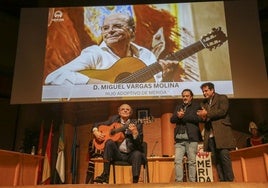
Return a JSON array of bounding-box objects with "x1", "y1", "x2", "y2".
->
[{"x1": 45, "y1": 42, "x2": 162, "y2": 85}]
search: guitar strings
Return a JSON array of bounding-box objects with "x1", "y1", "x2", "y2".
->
[
  {"x1": 117, "y1": 28, "x2": 225, "y2": 83},
  {"x1": 117, "y1": 63, "x2": 162, "y2": 83}
]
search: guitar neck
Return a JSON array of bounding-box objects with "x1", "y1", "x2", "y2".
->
[
  {"x1": 110, "y1": 119, "x2": 137, "y2": 135},
  {"x1": 164, "y1": 40, "x2": 205, "y2": 61},
  {"x1": 116, "y1": 40, "x2": 204, "y2": 83},
  {"x1": 110, "y1": 124, "x2": 128, "y2": 135}
]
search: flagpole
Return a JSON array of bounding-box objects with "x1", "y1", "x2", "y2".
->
[
  {"x1": 55, "y1": 120, "x2": 65, "y2": 184},
  {"x1": 37, "y1": 121, "x2": 44, "y2": 184},
  {"x1": 71, "y1": 126, "x2": 78, "y2": 184},
  {"x1": 42, "y1": 121, "x2": 53, "y2": 184}
]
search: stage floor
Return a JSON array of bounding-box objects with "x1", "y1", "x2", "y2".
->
[{"x1": 6, "y1": 182, "x2": 268, "y2": 188}]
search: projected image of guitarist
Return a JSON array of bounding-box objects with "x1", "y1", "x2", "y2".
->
[
  {"x1": 91, "y1": 104, "x2": 146, "y2": 184},
  {"x1": 44, "y1": 12, "x2": 177, "y2": 85}
]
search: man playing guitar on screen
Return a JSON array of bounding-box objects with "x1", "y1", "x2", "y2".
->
[{"x1": 45, "y1": 13, "x2": 176, "y2": 85}]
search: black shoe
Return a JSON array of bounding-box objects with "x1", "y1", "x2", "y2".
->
[
  {"x1": 133, "y1": 176, "x2": 139, "y2": 183},
  {"x1": 93, "y1": 173, "x2": 109, "y2": 184}
]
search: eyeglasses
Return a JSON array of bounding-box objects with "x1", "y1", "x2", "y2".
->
[{"x1": 101, "y1": 23, "x2": 128, "y2": 33}]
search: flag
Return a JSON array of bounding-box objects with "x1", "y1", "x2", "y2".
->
[
  {"x1": 42, "y1": 123, "x2": 53, "y2": 184},
  {"x1": 71, "y1": 126, "x2": 78, "y2": 184},
  {"x1": 55, "y1": 122, "x2": 65, "y2": 183},
  {"x1": 37, "y1": 122, "x2": 44, "y2": 184}
]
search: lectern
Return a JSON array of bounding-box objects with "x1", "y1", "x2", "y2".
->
[
  {"x1": 230, "y1": 143, "x2": 268, "y2": 182},
  {"x1": 0, "y1": 149, "x2": 43, "y2": 186}
]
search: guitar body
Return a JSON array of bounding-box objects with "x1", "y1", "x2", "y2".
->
[
  {"x1": 93, "y1": 122, "x2": 126, "y2": 151},
  {"x1": 79, "y1": 57, "x2": 155, "y2": 83}
]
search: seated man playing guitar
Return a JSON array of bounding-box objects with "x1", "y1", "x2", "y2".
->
[{"x1": 92, "y1": 103, "x2": 145, "y2": 184}]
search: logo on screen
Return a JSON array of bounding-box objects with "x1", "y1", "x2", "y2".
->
[{"x1": 52, "y1": 10, "x2": 64, "y2": 22}]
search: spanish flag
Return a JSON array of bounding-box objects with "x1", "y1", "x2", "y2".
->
[{"x1": 42, "y1": 123, "x2": 53, "y2": 184}]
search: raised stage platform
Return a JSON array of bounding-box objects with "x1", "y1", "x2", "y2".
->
[
  {"x1": 1, "y1": 145, "x2": 268, "y2": 187},
  {"x1": 5, "y1": 182, "x2": 268, "y2": 188},
  {"x1": 2, "y1": 182, "x2": 268, "y2": 188}
]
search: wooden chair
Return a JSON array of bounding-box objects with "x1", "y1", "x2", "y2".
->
[{"x1": 111, "y1": 142, "x2": 149, "y2": 184}]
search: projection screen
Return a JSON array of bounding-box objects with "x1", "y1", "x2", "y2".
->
[{"x1": 11, "y1": 0, "x2": 268, "y2": 104}]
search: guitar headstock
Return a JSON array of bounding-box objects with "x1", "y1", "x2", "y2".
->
[{"x1": 200, "y1": 27, "x2": 228, "y2": 51}]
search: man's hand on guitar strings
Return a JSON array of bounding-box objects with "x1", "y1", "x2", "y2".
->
[
  {"x1": 93, "y1": 130, "x2": 105, "y2": 141},
  {"x1": 128, "y1": 123, "x2": 138, "y2": 137},
  {"x1": 158, "y1": 59, "x2": 177, "y2": 77}
]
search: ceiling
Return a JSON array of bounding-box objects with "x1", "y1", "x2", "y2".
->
[{"x1": 0, "y1": 0, "x2": 267, "y2": 99}]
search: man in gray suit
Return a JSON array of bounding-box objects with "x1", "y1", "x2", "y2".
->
[{"x1": 197, "y1": 82, "x2": 236, "y2": 182}]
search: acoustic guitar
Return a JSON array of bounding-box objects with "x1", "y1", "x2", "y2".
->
[
  {"x1": 93, "y1": 120, "x2": 137, "y2": 151},
  {"x1": 80, "y1": 27, "x2": 227, "y2": 83}
]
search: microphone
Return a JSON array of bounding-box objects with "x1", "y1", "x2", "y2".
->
[{"x1": 150, "y1": 141, "x2": 158, "y2": 157}]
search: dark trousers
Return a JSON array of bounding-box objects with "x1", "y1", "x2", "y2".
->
[
  {"x1": 208, "y1": 137, "x2": 234, "y2": 181},
  {"x1": 103, "y1": 139, "x2": 145, "y2": 178}
]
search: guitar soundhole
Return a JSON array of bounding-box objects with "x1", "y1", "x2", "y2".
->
[{"x1": 115, "y1": 72, "x2": 132, "y2": 83}]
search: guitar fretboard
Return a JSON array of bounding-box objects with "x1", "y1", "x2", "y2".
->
[
  {"x1": 117, "y1": 41, "x2": 204, "y2": 83},
  {"x1": 164, "y1": 41, "x2": 204, "y2": 61},
  {"x1": 117, "y1": 63, "x2": 162, "y2": 83}
]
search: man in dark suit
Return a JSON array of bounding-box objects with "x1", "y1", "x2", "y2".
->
[
  {"x1": 197, "y1": 82, "x2": 236, "y2": 182},
  {"x1": 92, "y1": 103, "x2": 145, "y2": 184}
]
